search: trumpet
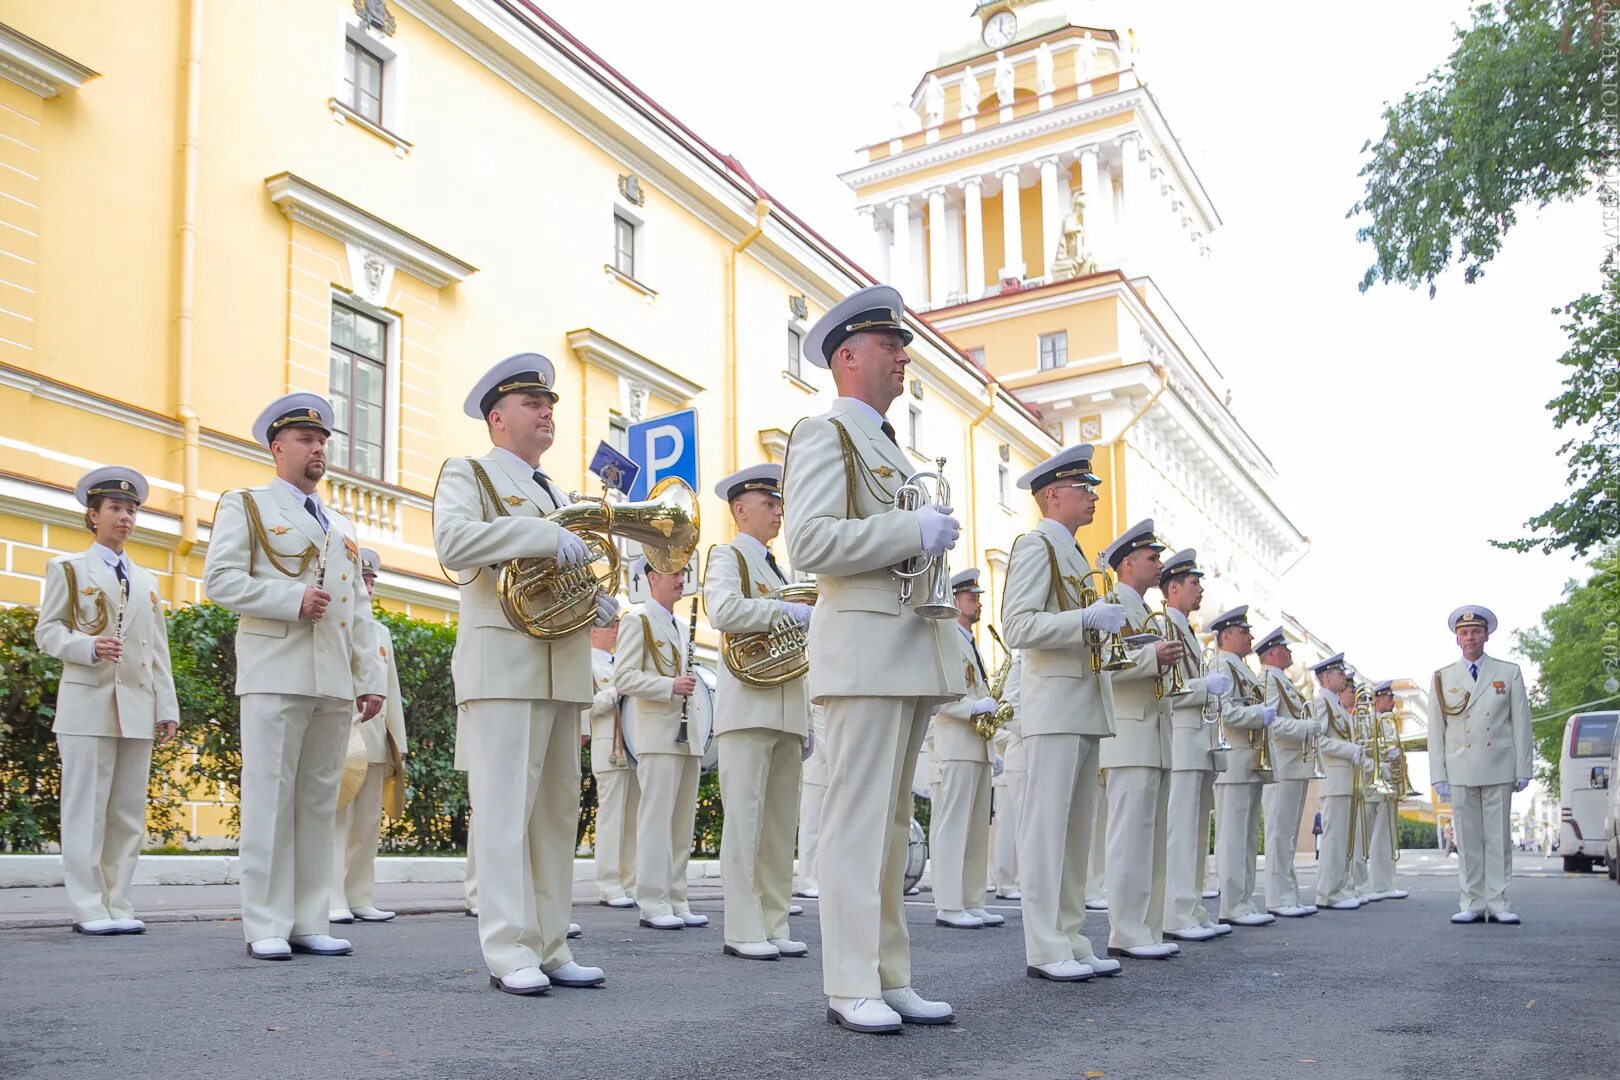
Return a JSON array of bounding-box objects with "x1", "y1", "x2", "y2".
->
[
  {"x1": 1201, "y1": 645, "x2": 1234, "y2": 755},
  {"x1": 1144, "y1": 605, "x2": 1194, "y2": 700},
  {"x1": 892, "y1": 457, "x2": 956, "y2": 620},
  {"x1": 1077, "y1": 567, "x2": 1131, "y2": 673}
]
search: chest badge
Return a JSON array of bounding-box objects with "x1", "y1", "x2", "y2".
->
[
  {"x1": 271, "y1": 525, "x2": 291, "y2": 535},
  {"x1": 871, "y1": 465, "x2": 895, "y2": 478},
  {"x1": 80, "y1": 586, "x2": 96, "y2": 596},
  {"x1": 505, "y1": 495, "x2": 525, "y2": 506},
  {"x1": 1492, "y1": 680, "x2": 1506, "y2": 695}
]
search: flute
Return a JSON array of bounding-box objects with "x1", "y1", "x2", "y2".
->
[{"x1": 674, "y1": 593, "x2": 697, "y2": 745}]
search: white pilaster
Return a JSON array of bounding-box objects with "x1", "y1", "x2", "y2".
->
[
  {"x1": 889, "y1": 197, "x2": 912, "y2": 295},
  {"x1": 926, "y1": 186, "x2": 949, "y2": 309},
  {"x1": 999, "y1": 168, "x2": 1024, "y2": 282},
  {"x1": 1078, "y1": 145, "x2": 1105, "y2": 266},
  {"x1": 962, "y1": 177, "x2": 985, "y2": 300},
  {"x1": 1118, "y1": 132, "x2": 1145, "y2": 270},
  {"x1": 1038, "y1": 155, "x2": 1062, "y2": 277}
]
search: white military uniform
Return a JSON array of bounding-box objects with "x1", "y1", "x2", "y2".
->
[
  {"x1": 615, "y1": 598, "x2": 702, "y2": 922},
  {"x1": 1211, "y1": 650, "x2": 1271, "y2": 922},
  {"x1": 1312, "y1": 687, "x2": 1364, "y2": 908},
  {"x1": 331, "y1": 618, "x2": 407, "y2": 914},
  {"x1": 1099, "y1": 580, "x2": 1173, "y2": 952},
  {"x1": 36, "y1": 544, "x2": 177, "y2": 928},
  {"x1": 1085, "y1": 777, "x2": 1108, "y2": 908},
  {"x1": 204, "y1": 479, "x2": 383, "y2": 944},
  {"x1": 1162, "y1": 607, "x2": 1223, "y2": 935},
  {"x1": 796, "y1": 702, "x2": 828, "y2": 895},
  {"x1": 588, "y1": 645, "x2": 638, "y2": 903},
  {"x1": 929, "y1": 623, "x2": 994, "y2": 918},
  {"x1": 1260, "y1": 664, "x2": 1317, "y2": 912},
  {"x1": 703, "y1": 533, "x2": 810, "y2": 948},
  {"x1": 1002, "y1": 517, "x2": 1115, "y2": 969},
  {"x1": 1426, "y1": 652, "x2": 1532, "y2": 916},
  {"x1": 783, "y1": 395, "x2": 964, "y2": 1002},
  {"x1": 990, "y1": 656, "x2": 1026, "y2": 896},
  {"x1": 433, "y1": 449, "x2": 590, "y2": 978}
]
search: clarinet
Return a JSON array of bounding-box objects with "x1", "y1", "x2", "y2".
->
[
  {"x1": 675, "y1": 593, "x2": 698, "y2": 744},
  {"x1": 112, "y1": 577, "x2": 129, "y2": 664},
  {"x1": 314, "y1": 531, "x2": 330, "y2": 592}
]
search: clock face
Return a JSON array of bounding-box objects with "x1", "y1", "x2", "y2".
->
[{"x1": 983, "y1": 10, "x2": 1017, "y2": 48}]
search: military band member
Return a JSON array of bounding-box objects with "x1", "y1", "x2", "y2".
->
[
  {"x1": 35, "y1": 467, "x2": 178, "y2": 935},
  {"x1": 617, "y1": 557, "x2": 706, "y2": 932},
  {"x1": 1367, "y1": 679, "x2": 1410, "y2": 901},
  {"x1": 1342, "y1": 681, "x2": 1377, "y2": 903},
  {"x1": 1097, "y1": 520, "x2": 1184, "y2": 960},
  {"x1": 1002, "y1": 444, "x2": 1126, "y2": 983},
  {"x1": 1158, "y1": 550, "x2": 1235, "y2": 942},
  {"x1": 330, "y1": 549, "x2": 408, "y2": 925},
  {"x1": 1255, "y1": 627, "x2": 1322, "y2": 917},
  {"x1": 927, "y1": 569, "x2": 1003, "y2": 930},
  {"x1": 1426, "y1": 607, "x2": 1531, "y2": 924},
  {"x1": 204, "y1": 395, "x2": 385, "y2": 960},
  {"x1": 783, "y1": 285, "x2": 965, "y2": 1033},
  {"x1": 990, "y1": 653, "x2": 1025, "y2": 899},
  {"x1": 587, "y1": 615, "x2": 637, "y2": 908},
  {"x1": 1208, "y1": 607, "x2": 1278, "y2": 927},
  {"x1": 704, "y1": 463, "x2": 811, "y2": 960},
  {"x1": 1309, "y1": 654, "x2": 1367, "y2": 911},
  {"x1": 433, "y1": 355, "x2": 612, "y2": 994},
  {"x1": 795, "y1": 702, "x2": 828, "y2": 899}
]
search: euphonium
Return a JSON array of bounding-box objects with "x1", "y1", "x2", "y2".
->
[
  {"x1": 892, "y1": 456, "x2": 956, "y2": 620},
  {"x1": 720, "y1": 582, "x2": 818, "y2": 688},
  {"x1": 497, "y1": 476, "x2": 700, "y2": 639},
  {"x1": 1077, "y1": 567, "x2": 1132, "y2": 671}
]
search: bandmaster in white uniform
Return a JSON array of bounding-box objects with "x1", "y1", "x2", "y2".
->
[{"x1": 35, "y1": 467, "x2": 179, "y2": 936}]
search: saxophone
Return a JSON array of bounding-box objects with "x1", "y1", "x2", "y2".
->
[{"x1": 972, "y1": 624, "x2": 1016, "y2": 741}]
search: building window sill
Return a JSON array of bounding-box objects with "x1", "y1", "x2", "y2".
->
[
  {"x1": 781, "y1": 370, "x2": 815, "y2": 394},
  {"x1": 329, "y1": 98, "x2": 411, "y2": 158},
  {"x1": 999, "y1": 502, "x2": 1014, "y2": 515},
  {"x1": 603, "y1": 263, "x2": 657, "y2": 301}
]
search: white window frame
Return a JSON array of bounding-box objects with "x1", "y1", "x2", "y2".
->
[
  {"x1": 1038, "y1": 330, "x2": 1068, "y2": 370},
  {"x1": 328, "y1": 290, "x2": 401, "y2": 486},
  {"x1": 333, "y1": 13, "x2": 410, "y2": 155},
  {"x1": 786, "y1": 323, "x2": 806, "y2": 383},
  {"x1": 997, "y1": 462, "x2": 1010, "y2": 507},
  {"x1": 608, "y1": 193, "x2": 654, "y2": 291},
  {"x1": 612, "y1": 212, "x2": 637, "y2": 279},
  {"x1": 908, "y1": 403, "x2": 922, "y2": 452},
  {"x1": 609, "y1": 412, "x2": 629, "y2": 452}
]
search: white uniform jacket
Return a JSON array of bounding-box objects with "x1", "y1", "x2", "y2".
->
[
  {"x1": 614, "y1": 603, "x2": 699, "y2": 758},
  {"x1": 1164, "y1": 608, "x2": 1218, "y2": 772},
  {"x1": 992, "y1": 654, "x2": 1026, "y2": 772},
  {"x1": 359, "y1": 620, "x2": 408, "y2": 762},
  {"x1": 1425, "y1": 655, "x2": 1533, "y2": 787},
  {"x1": 1312, "y1": 690, "x2": 1363, "y2": 798},
  {"x1": 1098, "y1": 583, "x2": 1169, "y2": 770},
  {"x1": 701, "y1": 539, "x2": 809, "y2": 737},
  {"x1": 1213, "y1": 652, "x2": 1270, "y2": 785},
  {"x1": 1263, "y1": 667, "x2": 1316, "y2": 781},
  {"x1": 931, "y1": 626, "x2": 993, "y2": 764}
]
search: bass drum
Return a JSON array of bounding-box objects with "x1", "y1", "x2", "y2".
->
[
  {"x1": 903, "y1": 817, "x2": 928, "y2": 894},
  {"x1": 620, "y1": 663, "x2": 718, "y2": 775}
]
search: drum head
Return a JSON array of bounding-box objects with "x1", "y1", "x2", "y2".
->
[
  {"x1": 618, "y1": 695, "x2": 639, "y2": 766},
  {"x1": 693, "y1": 664, "x2": 719, "y2": 774},
  {"x1": 904, "y1": 817, "x2": 928, "y2": 893}
]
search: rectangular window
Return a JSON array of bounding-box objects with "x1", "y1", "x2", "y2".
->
[
  {"x1": 787, "y1": 327, "x2": 804, "y2": 380},
  {"x1": 1038, "y1": 331, "x2": 1068, "y2": 370},
  {"x1": 329, "y1": 303, "x2": 387, "y2": 479},
  {"x1": 908, "y1": 404, "x2": 922, "y2": 451},
  {"x1": 613, "y1": 213, "x2": 637, "y2": 279},
  {"x1": 609, "y1": 414, "x2": 628, "y2": 452},
  {"x1": 344, "y1": 38, "x2": 384, "y2": 125},
  {"x1": 997, "y1": 463, "x2": 1010, "y2": 507}
]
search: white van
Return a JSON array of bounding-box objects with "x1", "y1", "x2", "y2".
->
[{"x1": 1560, "y1": 711, "x2": 1616, "y2": 872}]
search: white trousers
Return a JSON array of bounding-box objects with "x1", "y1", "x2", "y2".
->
[
  {"x1": 1085, "y1": 770, "x2": 1108, "y2": 902},
  {"x1": 1018, "y1": 733, "x2": 1102, "y2": 966},
  {"x1": 463, "y1": 816, "x2": 478, "y2": 910},
  {"x1": 1453, "y1": 782, "x2": 1514, "y2": 914},
  {"x1": 591, "y1": 764, "x2": 640, "y2": 901},
  {"x1": 238, "y1": 693, "x2": 349, "y2": 942},
  {"x1": 796, "y1": 780, "x2": 827, "y2": 893},
  {"x1": 56, "y1": 734, "x2": 152, "y2": 924},
  {"x1": 718, "y1": 728, "x2": 802, "y2": 944},
  {"x1": 1351, "y1": 797, "x2": 1374, "y2": 896},
  {"x1": 634, "y1": 753, "x2": 700, "y2": 919},
  {"x1": 931, "y1": 759, "x2": 991, "y2": 914},
  {"x1": 331, "y1": 762, "x2": 385, "y2": 911},
  {"x1": 1261, "y1": 778, "x2": 1308, "y2": 910},
  {"x1": 1164, "y1": 768, "x2": 1215, "y2": 931},
  {"x1": 1369, "y1": 798, "x2": 1398, "y2": 894},
  {"x1": 991, "y1": 770, "x2": 1026, "y2": 892},
  {"x1": 462, "y1": 698, "x2": 580, "y2": 977},
  {"x1": 1316, "y1": 794, "x2": 1356, "y2": 906},
  {"x1": 1105, "y1": 765, "x2": 1169, "y2": 948},
  {"x1": 817, "y1": 696, "x2": 932, "y2": 1000},
  {"x1": 1214, "y1": 781, "x2": 1263, "y2": 919}
]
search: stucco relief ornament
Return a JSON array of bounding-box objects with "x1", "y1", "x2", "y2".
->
[
  {"x1": 628, "y1": 383, "x2": 647, "y2": 421},
  {"x1": 921, "y1": 74, "x2": 945, "y2": 128},
  {"x1": 354, "y1": 0, "x2": 397, "y2": 36},
  {"x1": 363, "y1": 253, "x2": 387, "y2": 300}
]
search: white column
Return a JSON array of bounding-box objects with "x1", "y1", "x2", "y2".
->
[
  {"x1": 1118, "y1": 132, "x2": 1145, "y2": 269},
  {"x1": 857, "y1": 205, "x2": 888, "y2": 281},
  {"x1": 962, "y1": 177, "x2": 985, "y2": 300},
  {"x1": 1078, "y1": 145, "x2": 1104, "y2": 266},
  {"x1": 1038, "y1": 155, "x2": 1062, "y2": 277},
  {"x1": 889, "y1": 197, "x2": 912, "y2": 295},
  {"x1": 999, "y1": 168, "x2": 1024, "y2": 281},
  {"x1": 926, "y1": 186, "x2": 948, "y2": 309}
]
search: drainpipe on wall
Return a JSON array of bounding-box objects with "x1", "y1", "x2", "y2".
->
[
  {"x1": 964, "y1": 371, "x2": 1000, "y2": 568},
  {"x1": 1107, "y1": 363, "x2": 1168, "y2": 542},
  {"x1": 725, "y1": 197, "x2": 771, "y2": 538},
  {"x1": 171, "y1": 0, "x2": 204, "y2": 605}
]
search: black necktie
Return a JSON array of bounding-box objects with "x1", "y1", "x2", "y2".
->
[
  {"x1": 968, "y1": 636, "x2": 988, "y2": 683},
  {"x1": 533, "y1": 470, "x2": 561, "y2": 506},
  {"x1": 880, "y1": 421, "x2": 898, "y2": 445},
  {"x1": 1469, "y1": 662, "x2": 1478, "y2": 681},
  {"x1": 113, "y1": 561, "x2": 128, "y2": 588},
  {"x1": 764, "y1": 549, "x2": 786, "y2": 584},
  {"x1": 303, "y1": 496, "x2": 327, "y2": 533}
]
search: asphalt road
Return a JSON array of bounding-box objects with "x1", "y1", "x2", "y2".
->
[{"x1": 2, "y1": 853, "x2": 1616, "y2": 1080}]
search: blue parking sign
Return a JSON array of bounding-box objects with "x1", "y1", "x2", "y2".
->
[{"x1": 625, "y1": 409, "x2": 699, "y2": 501}]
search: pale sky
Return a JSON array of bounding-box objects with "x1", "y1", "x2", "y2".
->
[{"x1": 542, "y1": 0, "x2": 1599, "y2": 688}]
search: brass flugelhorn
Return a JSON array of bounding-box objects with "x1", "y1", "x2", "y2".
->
[
  {"x1": 1144, "y1": 605, "x2": 1195, "y2": 699},
  {"x1": 1077, "y1": 567, "x2": 1131, "y2": 673},
  {"x1": 892, "y1": 456, "x2": 956, "y2": 620}
]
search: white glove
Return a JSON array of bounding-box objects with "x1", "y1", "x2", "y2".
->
[
  {"x1": 1384, "y1": 746, "x2": 1402, "y2": 763},
  {"x1": 556, "y1": 530, "x2": 590, "y2": 566},
  {"x1": 1081, "y1": 601, "x2": 1127, "y2": 634},
  {"x1": 972, "y1": 696, "x2": 997, "y2": 716},
  {"x1": 592, "y1": 592, "x2": 620, "y2": 627},
  {"x1": 1379, "y1": 763, "x2": 1393, "y2": 781},
  {"x1": 801, "y1": 730, "x2": 815, "y2": 762},
  {"x1": 1261, "y1": 706, "x2": 1276, "y2": 727},
  {"x1": 1313, "y1": 714, "x2": 1329, "y2": 737},
  {"x1": 1350, "y1": 745, "x2": 1365, "y2": 766},
  {"x1": 915, "y1": 504, "x2": 961, "y2": 557},
  {"x1": 1203, "y1": 673, "x2": 1233, "y2": 697},
  {"x1": 1434, "y1": 781, "x2": 1451, "y2": 801},
  {"x1": 781, "y1": 601, "x2": 813, "y2": 625},
  {"x1": 1514, "y1": 776, "x2": 1530, "y2": 792},
  {"x1": 992, "y1": 755, "x2": 1006, "y2": 778}
]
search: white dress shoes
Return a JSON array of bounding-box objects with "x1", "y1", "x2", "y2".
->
[
  {"x1": 640, "y1": 913, "x2": 685, "y2": 930},
  {"x1": 1380, "y1": 890, "x2": 1411, "y2": 901},
  {"x1": 1451, "y1": 910, "x2": 1484, "y2": 924},
  {"x1": 826, "y1": 996, "x2": 902, "y2": 1034},
  {"x1": 1200, "y1": 920, "x2": 1234, "y2": 937},
  {"x1": 567, "y1": 923, "x2": 582, "y2": 938},
  {"x1": 723, "y1": 940, "x2": 781, "y2": 960},
  {"x1": 1109, "y1": 942, "x2": 1179, "y2": 960},
  {"x1": 111, "y1": 917, "x2": 146, "y2": 934},
  {"x1": 769, "y1": 937, "x2": 809, "y2": 957},
  {"x1": 788, "y1": 904, "x2": 804, "y2": 916},
  {"x1": 1027, "y1": 959, "x2": 1094, "y2": 982},
  {"x1": 794, "y1": 887, "x2": 820, "y2": 898},
  {"x1": 1075, "y1": 953, "x2": 1122, "y2": 976},
  {"x1": 353, "y1": 906, "x2": 396, "y2": 922},
  {"x1": 1271, "y1": 905, "x2": 1315, "y2": 918},
  {"x1": 995, "y1": 889, "x2": 1022, "y2": 900},
  {"x1": 1325, "y1": 899, "x2": 1362, "y2": 911},
  {"x1": 904, "y1": 885, "x2": 921, "y2": 896},
  {"x1": 678, "y1": 911, "x2": 709, "y2": 927},
  {"x1": 465, "y1": 907, "x2": 479, "y2": 917},
  {"x1": 601, "y1": 896, "x2": 636, "y2": 909},
  {"x1": 1201, "y1": 888, "x2": 1220, "y2": 899},
  {"x1": 935, "y1": 909, "x2": 985, "y2": 929},
  {"x1": 545, "y1": 960, "x2": 606, "y2": 987},
  {"x1": 1223, "y1": 912, "x2": 1276, "y2": 927},
  {"x1": 289, "y1": 934, "x2": 353, "y2": 956},
  {"x1": 328, "y1": 908, "x2": 355, "y2": 924},
  {"x1": 73, "y1": 918, "x2": 122, "y2": 936},
  {"x1": 1084, "y1": 898, "x2": 1108, "y2": 911},
  {"x1": 1488, "y1": 910, "x2": 1521, "y2": 924},
  {"x1": 490, "y1": 966, "x2": 550, "y2": 995},
  {"x1": 246, "y1": 937, "x2": 292, "y2": 961},
  {"x1": 1164, "y1": 924, "x2": 1220, "y2": 942},
  {"x1": 967, "y1": 908, "x2": 1006, "y2": 927},
  {"x1": 881, "y1": 986, "x2": 955, "y2": 1025}
]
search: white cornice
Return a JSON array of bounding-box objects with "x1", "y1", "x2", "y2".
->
[
  {"x1": 264, "y1": 172, "x2": 477, "y2": 288},
  {"x1": 566, "y1": 328, "x2": 704, "y2": 403},
  {"x1": 0, "y1": 26, "x2": 98, "y2": 98}
]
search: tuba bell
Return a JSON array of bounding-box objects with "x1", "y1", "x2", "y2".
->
[
  {"x1": 720, "y1": 582, "x2": 818, "y2": 688},
  {"x1": 498, "y1": 476, "x2": 700, "y2": 639},
  {"x1": 892, "y1": 456, "x2": 957, "y2": 620}
]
